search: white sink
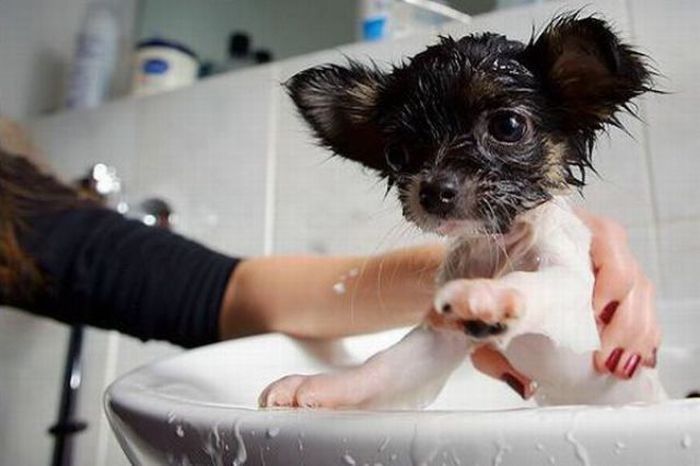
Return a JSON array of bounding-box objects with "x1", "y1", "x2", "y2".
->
[{"x1": 106, "y1": 307, "x2": 700, "y2": 465}]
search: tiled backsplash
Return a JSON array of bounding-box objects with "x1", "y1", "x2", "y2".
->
[{"x1": 1, "y1": 0, "x2": 696, "y2": 464}]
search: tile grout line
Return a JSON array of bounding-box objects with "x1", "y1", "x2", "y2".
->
[{"x1": 264, "y1": 64, "x2": 281, "y2": 256}]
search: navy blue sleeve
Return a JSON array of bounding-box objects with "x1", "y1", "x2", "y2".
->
[{"x1": 14, "y1": 207, "x2": 239, "y2": 348}]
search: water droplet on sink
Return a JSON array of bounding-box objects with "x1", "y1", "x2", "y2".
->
[
  {"x1": 232, "y1": 420, "x2": 247, "y2": 466},
  {"x1": 494, "y1": 440, "x2": 511, "y2": 465},
  {"x1": 614, "y1": 441, "x2": 626, "y2": 455},
  {"x1": 565, "y1": 432, "x2": 590, "y2": 465},
  {"x1": 378, "y1": 437, "x2": 390, "y2": 452},
  {"x1": 267, "y1": 427, "x2": 280, "y2": 438},
  {"x1": 682, "y1": 434, "x2": 693, "y2": 449},
  {"x1": 342, "y1": 454, "x2": 357, "y2": 465},
  {"x1": 175, "y1": 425, "x2": 184, "y2": 438}
]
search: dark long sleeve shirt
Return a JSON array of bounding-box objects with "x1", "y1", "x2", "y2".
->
[{"x1": 6, "y1": 206, "x2": 239, "y2": 348}]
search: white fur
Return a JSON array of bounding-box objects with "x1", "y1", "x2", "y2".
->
[{"x1": 260, "y1": 197, "x2": 666, "y2": 409}]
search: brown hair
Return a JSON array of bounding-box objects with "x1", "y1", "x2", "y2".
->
[{"x1": 0, "y1": 148, "x2": 85, "y2": 301}]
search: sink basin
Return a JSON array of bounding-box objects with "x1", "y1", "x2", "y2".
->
[{"x1": 106, "y1": 314, "x2": 700, "y2": 465}]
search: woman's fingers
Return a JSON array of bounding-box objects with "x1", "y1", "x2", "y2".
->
[
  {"x1": 593, "y1": 275, "x2": 660, "y2": 377},
  {"x1": 470, "y1": 345, "x2": 535, "y2": 399},
  {"x1": 589, "y1": 216, "x2": 636, "y2": 316}
]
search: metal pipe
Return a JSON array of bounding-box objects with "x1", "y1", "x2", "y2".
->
[{"x1": 49, "y1": 325, "x2": 87, "y2": 466}]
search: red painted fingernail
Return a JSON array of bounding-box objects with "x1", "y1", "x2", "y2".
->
[
  {"x1": 501, "y1": 373, "x2": 526, "y2": 399},
  {"x1": 605, "y1": 348, "x2": 624, "y2": 372},
  {"x1": 599, "y1": 301, "x2": 619, "y2": 325},
  {"x1": 623, "y1": 354, "x2": 642, "y2": 379}
]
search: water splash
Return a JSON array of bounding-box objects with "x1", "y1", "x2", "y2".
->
[
  {"x1": 232, "y1": 420, "x2": 247, "y2": 466},
  {"x1": 493, "y1": 440, "x2": 512, "y2": 466},
  {"x1": 378, "y1": 437, "x2": 390, "y2": 452},
  {"x1": 565, "y1": 432, "x2": 590, "y2": 466}
]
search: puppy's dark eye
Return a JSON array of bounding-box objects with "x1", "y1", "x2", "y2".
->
[
  {"x1": 488, "y1": 111, "x2": 528, "y2": 143},
  {"x1": 385, "y1": 146, "x2": 409, "y2": 172}
]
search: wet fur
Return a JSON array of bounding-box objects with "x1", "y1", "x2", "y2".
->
[
  {"x1": 257, "y1": 13, "x2": 663, "y2": 409},
  {"x1": 286, "y1": 12, "x2": 654, "y2": 234}
]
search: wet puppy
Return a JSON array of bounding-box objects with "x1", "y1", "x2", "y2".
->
[{"x1": 260, "y1": 13, "x2": 666, "y2": 409}]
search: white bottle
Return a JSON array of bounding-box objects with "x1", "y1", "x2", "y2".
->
[{"x1": 65, "y1": 2, "x2": 119, "y2": 109}]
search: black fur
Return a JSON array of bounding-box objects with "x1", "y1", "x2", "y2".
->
[{"x1": 287, "y1": 12, "x2": 654, "y2": 233}]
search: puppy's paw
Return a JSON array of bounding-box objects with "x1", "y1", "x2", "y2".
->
[
  {"x1": 259, "y1": 372, "x2": 369, "y2": 409},
  {"x1": 434, "y1": 279, "x2": 524, "y2": 339}
]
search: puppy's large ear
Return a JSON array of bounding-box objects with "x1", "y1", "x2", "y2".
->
[
  {"x1": 286, "y1": 62, "x2": 387, "y2": 171},
  {"x1": 525, "y1": 13, "x2": 653, "y2": 132}
]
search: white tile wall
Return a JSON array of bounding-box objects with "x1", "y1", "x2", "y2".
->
[
  {"x1": 629, "y1": 0, "x2": 700, "y2": 224},
  {"x1": 26, "y1": 62, "x2": 274, "y2": 466},
  {"x1": 0, "y1": 310, "x2": 66, "y2": 465},
  {"x1": 6, "y1": 0, "x2": 698, "y2": 464},
  {"x1": 657, "y1": 220, "x2": 700, "y2": 300},
  {"x1": 274, "y1": 37, "x2": 441, "y2": 256}
]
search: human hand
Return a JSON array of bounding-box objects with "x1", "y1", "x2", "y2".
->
[
  {"x1": 580, "y1": 210, "x2": 660, "y2": 379},
  {"x1": 470, "y1": 210, "x2": 660, "y2": 397}
]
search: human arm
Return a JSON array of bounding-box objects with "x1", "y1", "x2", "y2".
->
[{"x1": 218, "y1": 245, "x2": 442, "y2": 340}]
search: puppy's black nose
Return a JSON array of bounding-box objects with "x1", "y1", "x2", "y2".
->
[
  {"x1": 463, "y1": 320, "x2": 507, "y2": 338},
  {"x1": 419, "y1": 178, "x2": 458, "y2": 216}
]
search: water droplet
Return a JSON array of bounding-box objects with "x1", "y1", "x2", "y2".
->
[
  {"x1": 348, "y1": 268, "x2": 360, "y2": 277},
  {"x1": 267, "y1": 427, "x2": 280, "y2": 438},
  {"x1": 536, "y1": 443, "x2": 545, "y2": 451},
  {"x1": 565, "y1": 432, "x2": 590, "y2": 466},
  {"x1": 175, "y1": 425, "x2": 184, "y2": 438},
  {"x1": 378, "y1": 437, "x2": 390, "y2": 452},
  {"x1": 342, "y1": 454, "x2": 357, "y2": 465},
  {"x1": 390, "y1": 453, "x2": 398, "y2": 461},
  {"x1": 614, "y1": 441, "x2": 626, "y2": 455},
  {"x1": 682, "y1": 434, "x2": 693, "y2": 449},
  {"x1": 333, "y1": 282, "x2": 346, "y2": 294},
  {"x1": 232, "y1": 420, "x2": 247, "y2": 466},
  {"x1": 493, "y1": 440, "x2": 511, "y2": 466}
]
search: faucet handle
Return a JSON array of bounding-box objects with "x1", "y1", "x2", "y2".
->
[
  {"x1": 137, "y1": 197, "x2": 175, "y2": 230},
  {"x1": 76, "y1": 163, "x2": 128, "y2": 213}
]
